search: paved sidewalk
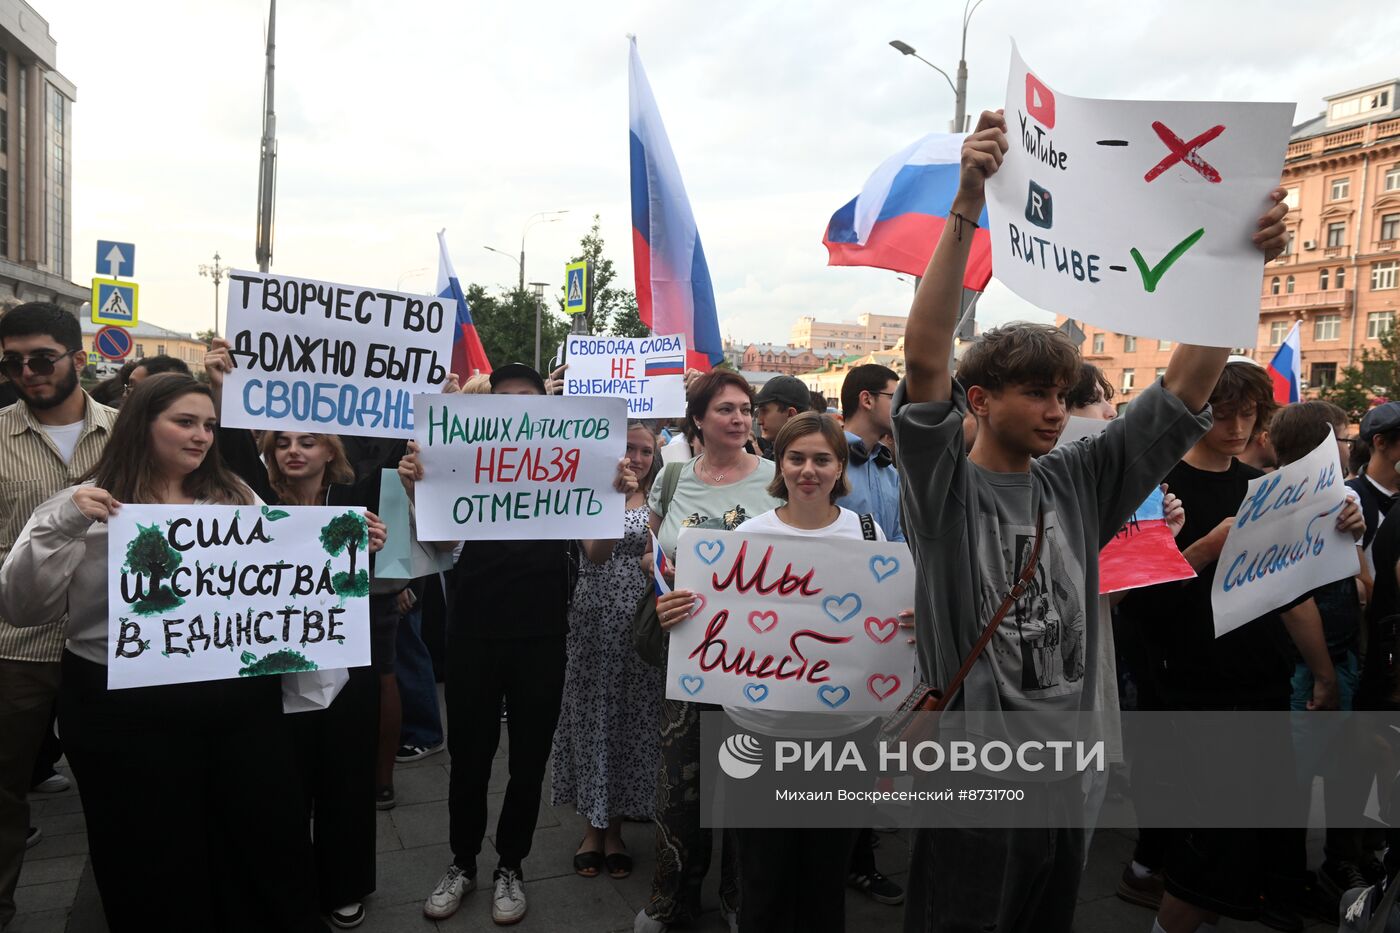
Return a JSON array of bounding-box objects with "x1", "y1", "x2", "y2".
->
[{"x1": 12, "y1": 741, "x2": 1343, "y2": 933}]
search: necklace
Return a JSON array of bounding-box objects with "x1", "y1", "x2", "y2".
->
[{"x1": 702, "y1": 454, "x2": 739, "y2": 483}]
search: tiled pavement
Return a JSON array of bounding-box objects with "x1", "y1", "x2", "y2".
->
[{"x1": 12, "y1": 735, "x2": 1343, "y2": 933}]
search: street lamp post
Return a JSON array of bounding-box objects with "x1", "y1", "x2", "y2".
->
[
  {"x1": 485, "y1": 210, "x2": 568, "y2": 293},
  {"x1": 198, "y1": 252, "x2": 229, "y2": 337},
  {"x1": 890, "y1": 0, "x2": 986, "y2": 132},
  {"x1": 529, "y1": 282, "x2": 549, "y2": 372}
]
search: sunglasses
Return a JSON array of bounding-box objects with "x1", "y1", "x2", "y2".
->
[{"x1": 0, "y1": 353, "x2": 74, "y2": 380}]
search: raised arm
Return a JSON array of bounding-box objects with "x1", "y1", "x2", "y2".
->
[
  {"x1": 1162, "y1": 189, "x2": 1290, "y2": 412},
  {"x1": 904, "y1": 111, "x2": 1007, "y2": 404}
]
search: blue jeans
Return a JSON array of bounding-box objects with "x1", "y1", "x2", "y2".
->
[
  {"x1": 1290, "y1": 651, "x2": 1359, "y2": 712},
  {"x1": 396, "y1": 606, "x2": 443, "y2": 748}
]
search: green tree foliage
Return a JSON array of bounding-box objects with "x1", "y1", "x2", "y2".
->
[
  {"x1": 319, "y1": 512, "x2": 368, "y2": 576},
  {"x1": 468, "y1": 284, "x2": 570, "y2": 371},
  {"x1": 1320, "y1": 328, "x2": 1400, "y2": 422},
  {"x1": 1320, "y1": 366, "x2": 1375, "y2": 423},
  {"x1": 558, "y1": 215, "x2": 650, "y2": 338}
]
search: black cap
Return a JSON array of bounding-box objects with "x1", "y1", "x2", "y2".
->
[
  {"x1": 1361, "y1": 401, "x2": 1400, "y2": 441},
  {"x1": 489, "y1": 362, "x2": 546, "y2": 394},
  {"x1": 753, "y1": 375, "x2": 811, "y2": 412}
]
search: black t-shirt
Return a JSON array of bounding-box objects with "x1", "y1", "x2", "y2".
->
[
  {"x1": 1346, "y1": 470, "x2": 1400, "y2": 550},
  {"x1": 1294, "y1": 577, "x2": 1361, "y2": 660},
  {"x1": 449, "y1": 539, "x2": 574, "y2": 640},
  {"x1": 1119, "y1": 458, "x2": 1293, "y2": 708}
]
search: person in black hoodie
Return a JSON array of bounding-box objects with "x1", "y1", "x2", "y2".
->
[{"x1": 205, "y1": 340, "x2": 395, "y2": 930}]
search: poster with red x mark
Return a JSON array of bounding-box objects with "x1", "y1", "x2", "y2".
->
[{"x1": 985, "y1": 43, "x2": 1294, "y2": 348}]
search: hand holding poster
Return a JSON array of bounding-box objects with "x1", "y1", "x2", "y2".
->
[
  {"x1": 565, "y1": 333, "x2": 687, "y2": 416},
  {"x1": 106, "y1": 505, "x2": 371, "y2": 689},
  {"x1": 222, "y1": 270, "x2": 453, "y2": 437},
  {"x1": 412, "y1": 393, "x2": 627, "y2": 541},
  {"x1": 1211, "y1": 429, "x2": 1359, "y2": 637},
  {"x1": 666, "y1": 529, "x2": 916, "y2": 713},
  {"x1": 985, "y1": 43, "x2": 1293, "y2": 348}
]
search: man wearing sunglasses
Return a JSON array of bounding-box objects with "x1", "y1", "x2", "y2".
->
[{"x1": 0, "y1": 303, "x2": 116, "y2": 930}]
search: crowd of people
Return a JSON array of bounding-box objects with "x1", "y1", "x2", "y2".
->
[{"x1": 0, "y1": 108, "x2": 1395, "y2": 933}]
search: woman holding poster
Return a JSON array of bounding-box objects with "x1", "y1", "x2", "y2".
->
[
  {"x1": 636, "y1": 370, "x2": 782, "y2": 933},
  {"x1": 657, "y1": 411, "x2": 908, "y2": 933},
  {"x1": 0, "y1": 373, "x2": 353, "y2": 933},
  {"x1": 551, "y1": 421, "x2": 665, "y2": 879}
]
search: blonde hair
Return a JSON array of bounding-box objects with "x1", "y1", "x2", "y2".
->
[
  {"x1": 259, "y1": 432, "x2": 354, "y2": 505},
  {"x1": 462, "y1": 374, "x2": 492, "y2": 395}
]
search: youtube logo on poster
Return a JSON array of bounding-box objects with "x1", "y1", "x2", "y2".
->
[{"x1": 1026, "y1": 73, "x2": 1055, "y2": 128}]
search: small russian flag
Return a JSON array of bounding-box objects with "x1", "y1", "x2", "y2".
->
[
  {"x1": 645, "y1": 356, "x2": 685, "y2": 377},
  {"x1": 1267, "y1": 320, "x2": 1301, "y2": 405},
  {"x1": 651, "y1": 531, "x2": 671, "y2": 597}
]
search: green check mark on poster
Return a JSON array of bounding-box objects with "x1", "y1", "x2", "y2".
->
[{"x1": 1130, "y1": 228, "x2": 1205, "y2": 293}]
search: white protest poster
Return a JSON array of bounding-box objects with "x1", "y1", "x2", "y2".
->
[
  {"x1": 222, "y1": 270, "x2": 453, "y2": 438},
  {"x1": 1211, "y1": 430, "x2": 1358, "y2": 637},
  {"x1": 106, "y1": 505, "x2": 372, "y2": 689},
  {"x1": 985, "y1": 43, "x2": 1293, "y2": 348},
  {"x1": 564, "y1": 334, "x2": 688, "y2": 417},
  {"x1": 412, "y1": 393, "x2": 627, "y2": 541},
  {"x1": 666, "y1": 529, "x2": 916, "y2": 713}
]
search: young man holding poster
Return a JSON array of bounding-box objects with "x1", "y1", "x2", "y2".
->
[{"x1": 891, "y1": 110, "x2": 1289, "y2": 933}]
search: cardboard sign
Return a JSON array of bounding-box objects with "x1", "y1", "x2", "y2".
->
[
  {"x1": 106, "y1": 505, "x2": 372, "y2": 689},
  {"x1": 412, "y1": 393, "x2": 627, "y2": 541},
  {"x1": 666, "y1": 529, "x2": 916, "y2": 712},
  {"x1": 1211, "y1": 430, "x2": 1358, "y2": 637},
  {"x1": 222, "y1": 270, "x2": 453, "y2": 438},
  {"x1": 986, "y1": 44, "x2": 1293, "y2": 348},
  {"x1": 564, "y1": 333, "x2": 688, "y2": 417},
  {"x1": 375, "y1": 470, "x2": 456, "y2": 580},
  {"x1": 1055, "y1": 417, "x2": 1195, "y2": 594}
]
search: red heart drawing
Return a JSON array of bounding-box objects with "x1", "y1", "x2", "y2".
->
[
  {"x1": 864, "y1": 616, "x2": 898, "y2": 644},
  {"x1": 748, "y1": 610, "x2": 778, "y2": 634},
  {"x1": 688, "y1": 595, "x2": 707, "y2": 619},
  {"x1": 867, "y1": 674, "x2": 901, "y2": 701}
]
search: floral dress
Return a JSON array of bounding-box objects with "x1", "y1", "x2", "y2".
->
[{"x1": 550, "y1": 505, "x2": 663, "y2": 826}]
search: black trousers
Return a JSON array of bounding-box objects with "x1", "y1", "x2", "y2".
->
[
  {"x1": 59, "y1": 652, "x2": 324, "y2": 933},
  {"x1": 736, "y1": 827, "x2": 858, "y2": 933},
  {"x1": 293, "y1": 663, "x2": 379, "y2": 911},
  {"x1": 446, "y1": 635, "x2": 567, "y2": 875}
]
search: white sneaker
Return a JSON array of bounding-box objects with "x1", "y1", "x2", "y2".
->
[
  {"x1": 719, "y1": 891, "x2": 739, "y2": 933},
  {"x1": 31, "y1": 773, "x2": 70, "y2": 794},
  {"x1": 423, "y1": 864, "x2": 474, "y2": 919},
  {"x1": 634, "y1": 907, "x2": 667, "y2": 933},
  {"x1": 491, "y1": 868, "x2": 527, "y2": 925}
]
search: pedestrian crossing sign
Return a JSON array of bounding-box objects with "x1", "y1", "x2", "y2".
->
[
  {"x1": 91, "y1": 277, "x2": 139, "y2": 327},
  {"x1": 565, "y1": 261, "x2": 587, "y2": 316}
]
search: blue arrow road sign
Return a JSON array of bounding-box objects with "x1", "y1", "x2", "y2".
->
[{"x1": 95, "y1": 240, "x2": 134, "y2": 278}]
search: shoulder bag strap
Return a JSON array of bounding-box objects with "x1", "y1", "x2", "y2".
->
[
  {"x1": 859, "y1": 513, "x2": 878, "y2": 541},
  {"x1": 933, "y1": 510, "x2": 1046, "y2": 712},
  {"x1": 657, "y1": 462, "x2": 683, "y2": 521}
]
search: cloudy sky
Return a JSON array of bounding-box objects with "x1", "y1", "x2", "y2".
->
[{"x1": 45, "y1": 0, "x2": 1394, "y2": 346}]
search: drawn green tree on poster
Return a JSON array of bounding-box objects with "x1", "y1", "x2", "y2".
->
[
  {"x1": 124, "y1": 523, "x2": 185, "y2": 614},
  {"x1": 238, "y1": 648, "x2": 318, "y2": 676},
  {"x1": 320, "y1": 511, "x2": 369, "y2": 597}
]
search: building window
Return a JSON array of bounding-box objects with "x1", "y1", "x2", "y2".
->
[
  {"x1": 1123, "y1": 335, "x2": 1136, "y2": 352},
  {"x1": 1315, "y1": 314, "x2": 1342, "y2": 341},
  {"x1": 1157, "y1": 339, "x2": 1171, "y2": 351},
  {"x1": 1269, "y1": 321, "x2": 1290, "y2": 345},
  {"x1": 0, "y1": 51, "x2": 6, "y2": 95},
  {"x1": 135, "y1": 344, "x2": 146, "y2": 357},
  {"x1": 1092, "y1": 333, "x2": 1104, "y2": 354},
  {"x1": 1387, "y1": 166, "x2": 1400, "y2": 192},
  {"x1": 1281, "y1": 231, "x2": 1294, "y2": 257},
  {"x1": 1311, "y1": 362, "x2": 1337, "y2": 388},
  {"x1": 1375, "y1": 261, "x2": 1400, "y2": 291},
  {"x1": 1364, "y1": 360, "x2": 1393, "y2": 386},
  {"x1": 1331, "y1": 177, "x2": 1351, "y2": 200},
  {"x1": 0, "y1": 110, "x2": 6, "y2": 155},
  {"x1": 1121, "y1": 369, "x2": 1135, "y2": 391},
  {"x1": 1283, "y1": 187, "x2": 1300, "y2": 209},
  {"x1": 1286, "y1": 275, "x2": 1295, "y2": 293},
  {"x1": 1368, "y1": 311, "x2": 1396, "y2": 338},
  {"x1": 1337, "y1": 267, "x2": 1346, "y2": 289},
  {"x1": 1154, "y1": 367, "x2": 1166, "y2": 381},
  {"x1": 0, "y1": 168, "x2": 6, "y2": 256},
  {"x1": 1320, "y1": 269, "x2": 1330, "y2": 290},
  {"x1": 1270, "y1": 276, "x2": 1280, "y2": 295},
  {"x1": 1383, "y1": 213, "x2": 1400, "y2": 242},
  {"x1": 1328, "y1": 222, "x2": 1347, "y2": 248}
]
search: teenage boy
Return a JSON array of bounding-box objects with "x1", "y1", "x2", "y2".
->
[
  {"x1": 753, "y1": 376, "x2": 811, "y2": 452},
  {"x1": 838, "y1": 364, "x2": 904, "y2": 543},
  {"x1": 1347, "y1": 401, "x2": 1400, "y2": 551},
  {"x1": 1124, "y1": 371, "x2": 1363, "y2": 933},
  {"x1": 0, "y1": 304, "x2": 117, "y2": 931},
  {"x1": 891, "y1": 110, "x2": 1289, "y2": 933}
]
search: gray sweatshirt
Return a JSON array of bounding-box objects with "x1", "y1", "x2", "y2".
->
[{"x1": 891, "y1": 378, "x2": 1211, "y2": 726}]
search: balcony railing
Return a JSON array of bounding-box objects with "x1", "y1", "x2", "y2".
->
[
  {"x1": 1259, "y1": 289, "x2": 1351, "y2": 311},
  {"x1": 1283, "y1": 118, "x2": 1400, "y2": 161}
]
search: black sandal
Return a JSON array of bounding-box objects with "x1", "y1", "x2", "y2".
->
[
  {"x1": 605, "y1": 851, "x2": 633, "y2": 879},
  {"x1": 574, "y1": 849, "x2": 604, "y2": 877}
]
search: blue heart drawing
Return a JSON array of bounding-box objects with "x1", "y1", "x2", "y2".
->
[
  {"x1": 695, "y1": 539, "x2": 725, "y2": 566},
  {"x1": 870, "y1": 555, "x2": 900, "y2": 583},
  {"x1": 743, "y1": 683, "x2": 768, "y2": 704},
  {"x1": 679, "y1": 675, "x2": 704, "y2": 696},
  {"x1": 822, "y1": 593, "x2": 862, "y2": 624},
  {"x1": 817, "y1": 685, "x2": 851, "y2": 709}
]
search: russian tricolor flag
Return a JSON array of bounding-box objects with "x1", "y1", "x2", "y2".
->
[
  {"x1": 1267, "y1": 320, "x2": 1301, "y2": 405},
  {"x1": 651, "y1": 531, "x2": 671, "y2": 597},
  {"x1": 645, "y1": 356, "x2": 685, "y2": 377},
  {"x1": 437, "y1": 231, "x2": 492, "y2": 380},
  {"x1": 823, "y1": 133, "x2": 993, "y2": 290},
  {"x1": 628, "y1": 37, "x2": 723, "y2": 371}
]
